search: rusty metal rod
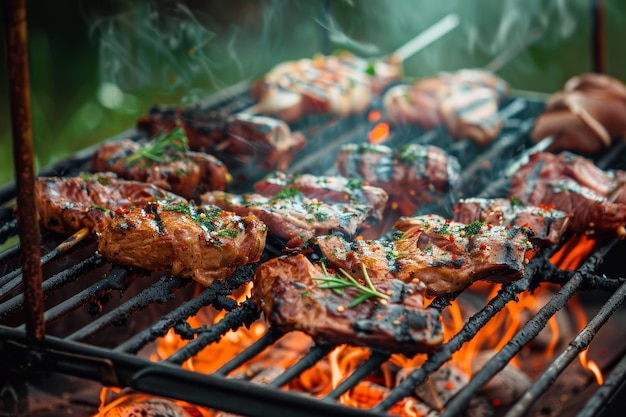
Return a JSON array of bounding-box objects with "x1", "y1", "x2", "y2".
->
[{"x1": 3, "y1": 0, "x2": 44, "y2": 344}]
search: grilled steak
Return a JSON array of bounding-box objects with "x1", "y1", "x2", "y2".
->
[
  {"x1": 509, "y1": 152, "x2": 626, "y2": 237},
  {"x1": 91, "y1": 136, "x2": 231, "y2": 199},
  {"x1": 383, "y1": 69, "x2": 509, "y2": 145},
  {"x1": 35, "y1": 173, "x2": 184, "y2": 234},
  {"x1": 453, "y1": 197, "x2": 569, "y2": 246},
  {"x1": 254, "y1": 172, "x2": 389, "y2": 222},
  {"x1": 531, "y1": 73, "x2": 626, "y2": 155},
  {"x1": 314, "y1": 214, "x2": 533, "y2": 296},
  {"x1": 200, "y1": 189, "x2": 372, "y2": 250},
  {"x1": 252, "y1": 254, "x2": 444, "y2": 355},
  {"x1": 94, "y1": 200, "x2": 267, "y2": 286},
  {"x1": 335, "y1": 143, "x2": 460, "y2": 217}
]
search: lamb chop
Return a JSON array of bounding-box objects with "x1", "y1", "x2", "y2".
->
[
  {"x1": 453, "y1": 197, "x2": 570, "y2": 246},
  {"x1": 136, "y1": 106, "x2": 307, "y2": 172},
  {"x1": 313, "y1": 214, "x2": 534, "y2": 296},
  {"x1": 335, "y1": 143, "x2": 460, "y2": 217},
  {"x1": 91, "y1": 128, "x2": 231, "y2": 199},
  {"x1": 200, "y1": 188, "x2": 374, "y2": 250},
  {"x1": 531, "y1": 73, "x2": 626, "y2": 155},
  {"x1": 95, "y1": 199, "x2": 267, "y2": 287},
  {"x1": 253, "y1": 171, "x2": 389, "y2": 222},
  {"x1": 509, "y1": 151, "x2": 626, "y2": 238},
  {"x1": 383, "y1": 69, "x2": 510, "y2": 145},
  {"x1": 252, "y1": 253, "x2": 444, "y2": 355},
  {"x1": 35, "y1": 173, "x2": 185, "y2": 235}
]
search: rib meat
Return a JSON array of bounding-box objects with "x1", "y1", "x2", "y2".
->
[
  {"x1": 95, "y1": 200, "x2": 267, "y2": 286},
  {"x1": 314, "y1": 214, "x2": 533, "y2": 296},
  {"x1": 453, "y1": 197, "x2": 569, "y2": 246},
  {"x1": 35, "y1": 173, "x2": 184, "y2": 234},
  {"x1": 252, "y1": 254, "x2": 443, "y2": 355},
  {"x1": 91, "y1": 138, "x2": 231, "y2": 199},
  {"x1": 509, "y1": 152, "x2": 626, "y2": 237}
]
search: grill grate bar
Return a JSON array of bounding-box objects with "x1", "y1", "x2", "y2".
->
[
  {"x1": 0, "y1": 254, "x2": 104, "y2": 319},
  {"x1": 65, "y1": 275, "x2": 192, "y2": 342},
  {"x1": 0, "y1": 218, "x2": 17, "y2": 244},
  {"x1": 439, "y1": 239, "x2": 618, "y2": 417},
  {"x1": 214, "y1": 327, "x2": 284, "y2": 376},
  {"x1": 323, "y1": 351, "x2": 392, "y2": 401},
  {"x1": 266, "y1": 343, "x2": 335, "y2": 388},
  {"x1": 505, "y1": 278, "x2": 626, "y2": 417},
  {"x1": 166, "y1": 298, "x2": 259, "y2": 365},
  {"x1": 577, "y1": 349, "x2": 626, "y2": 417}
]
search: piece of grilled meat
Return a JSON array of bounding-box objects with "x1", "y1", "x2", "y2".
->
[
  {"x1": 252, "y1": 254, "x2": 443, "y2": 355},
  {"x1": 531, "y1": 73, "x2": 626, "y2": 155},
  {"x1": 91, "y1": 136, "x2": 230, "y2": 199},
  {"x1": 35, "y1": 173, "x2": 185, "y2": 234},
  {"x1": 509, "y1": 152, "x2": 626, "y2": 238},
  {"x1": 254, "y1": 172, "x2": 389, "y2": 223},
  {"x1": 453, "y1": 197, "x2": 570, "y2": 247},
  {"x1": 95, "y1": 200, "x2": 267, "y2": 286},
  {"x1": 200, "y1": 188, "x2": 373, "y2": 250},
  {"x1": 383, "y1": 69, "x2": 510, "y2": 145},
  {"x1": 314, "y1": 214, "x2": 533, "y2": 296},
  {"x1": 335, "y1": 143, "x2": 460, "y2": 217}
]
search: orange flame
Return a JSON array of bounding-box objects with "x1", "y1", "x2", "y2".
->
[
  {"x1": 568, "y1": 294, "x2": 604, "y2": 385},
  {"x1": 550, "y1": 235, "x2": 597, "y2": 270},
  {"x1": 368, "y1": 122, "x2": 390, "y2": 144}
]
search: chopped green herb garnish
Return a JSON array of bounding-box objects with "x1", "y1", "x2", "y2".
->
[
  {"x1": 462, "y1": 221, "x2": 485, "y2": 237},
  {"x1": 270, "y1": 186, "x2": 303, "y2": 202},
  {"x1": 314, "y1": 263, "x2": 389, "y2": 308},
  {"x1": 126, "y1": 127, "x2": 188, "y2": 165},
  {"x1": 510, "y1": 196, "x2": 522, "y2": 206}
]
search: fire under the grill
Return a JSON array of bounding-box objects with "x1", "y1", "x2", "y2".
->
[{"x1": 2, "y1": 83, "x2": 626, "y2": 417}]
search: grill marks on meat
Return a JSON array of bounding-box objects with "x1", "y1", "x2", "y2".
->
[
  {"x1": 250, "y1": 52, "x2": 400, "y2": 123},
  {"x1": 453, "y1": 197, "x2": 569, "y2": 247},
  {"x1": 200, "y1": 189, "x2": 372, "y2": 250},
  {"x1": 335, "y1": 143, "x2": 460, "y2": 217},
  {"x1": 252, "y1": 254, "x2": 443, "y2": 355},
  {"x1": 531, "y1": 73, "x2": 626, "y2": 155},
  {"x1": 383, "y1": 69, "x2": 510, "y2": 145},
  {"x1": 254, "y1": 172, "x2": 389, "y2": 222},
  {"x1": 95, "y1": 200, "x2": 267, "y2": 286},
  {"x1": 35, "y1": 173, "x2": 184, "y2": 234},
  {"x1": 510, "y1": 152, "x2": 626, "y2": 237},
  {"x1": 314, "y1": 214, "x2": 533, "y2": 296},
  {"x1": 91, "y1": 138, "x2": 231, "y2": 199},
  {"x1": 136, "y1": 106, "x2": 307, "y2": 172}
]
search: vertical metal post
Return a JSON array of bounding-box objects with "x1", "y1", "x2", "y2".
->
[
  {"x1": 592, "y1": 0, "x2": 605, "y2": 73},
  {"x1": 3, "y1": 0, "x2": 45, "y2": 344}
]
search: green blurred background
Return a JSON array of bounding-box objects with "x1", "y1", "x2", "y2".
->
[{"x1": 1, "y1": 0, "x2": 625, "y2": 186}]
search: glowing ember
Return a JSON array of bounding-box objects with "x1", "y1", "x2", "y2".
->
[
  {"x1": 368, "y1": 122, "x2": 390, "y2": 143},
  {"x1": 368, "y1": 109, "x2": 382, "y2": 122}
]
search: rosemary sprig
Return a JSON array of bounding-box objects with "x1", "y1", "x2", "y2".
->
[
  {"x1": 126, "y1": 127, "x2": 188, "y2": 165},
  {"x1": 314, "y1": 262, "x2": 389, "y2": 308}
]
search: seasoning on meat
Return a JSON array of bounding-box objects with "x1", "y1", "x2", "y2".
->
[
  {"x1": 453, "y1": 197, "x2": 570, "y2": 246},
  {"x1": 509, "y1": 151, "x2": 626, "y2": 238},
  {"x1": 314, "y1": 214, "x2": 534, "y2": 296},
  {"x1": 94, "y1": 200, "x2": 267, "y2": 286},
  {"x1": 252, "y1": 253, "x2": 444, "y2": 355},
  {"x1": 200, "y1": 188, "x2": 373, "y2": 250},
  {"x1": 91, "y1": 129, "x2": 231, "y2": 199},
  {"x1": 35, "y1": 173, "x2": 185, "y2": 234}
]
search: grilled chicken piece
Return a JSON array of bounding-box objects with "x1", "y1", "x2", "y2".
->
[
  {"x1": 531, "y1": 73, "x2": 626, "y2": 155},
  {"x1": 314, "y1": 214, "x2": 533, "y2": 296},
  {"x1": 252, "y1": 254, "x2": 443, "y2": 355},
  {"x1": 453, "y1": 197, "x2": 570, "y2": 246},
  {"x1": 35, "y1": 173, "x2": 184, "y2": 234},
  {"x1": 384, "y1": 69, "x2": 509, "y2": 145},
  {"x1": 95, "y1": 200, "x2": 267, "y2": 286},
  {"x1": 509, "y1": 152, "x2": 626, "y2": 237},
  {"x1": 251, "y1": 52, "x2": 401, "y2": 123},
  {"x1": 335, "y1": 143, "x2": 460, "y2": 216},
  {"x1": 254, "y1": 172, "x2": 389, "y2": 222},
  {"x1": 200, "y1": 189, "x2": 372, "y2": 250},
  {"x1": 91, "y1": 137, "x2": 231, "y2": 199}
]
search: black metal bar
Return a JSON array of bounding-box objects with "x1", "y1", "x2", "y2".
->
[
  {"x1": 324, "y1": 351, "x2": 391, "y2": 400},
  {"x1": 440, "y1": 240, "x2": 617, "y2": 417},
  {"x1": 267, "y1": 344, "x2": 335, "y2": 388},
  {"x1": 505, "y1": 278, "x2": 626, "y2": 416},
  {"x1": 214, "y1": 327, "x2": 284, "y2": 376},
  {"x1": 0, "y1": 255, "x2": 104, "y2": 319},
  {"x1": 66, "y1": 275, "x2": 191, "y2": 342},
  {"x1": 166, "y1": 299, "x2": 260, "y2": 365}
]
